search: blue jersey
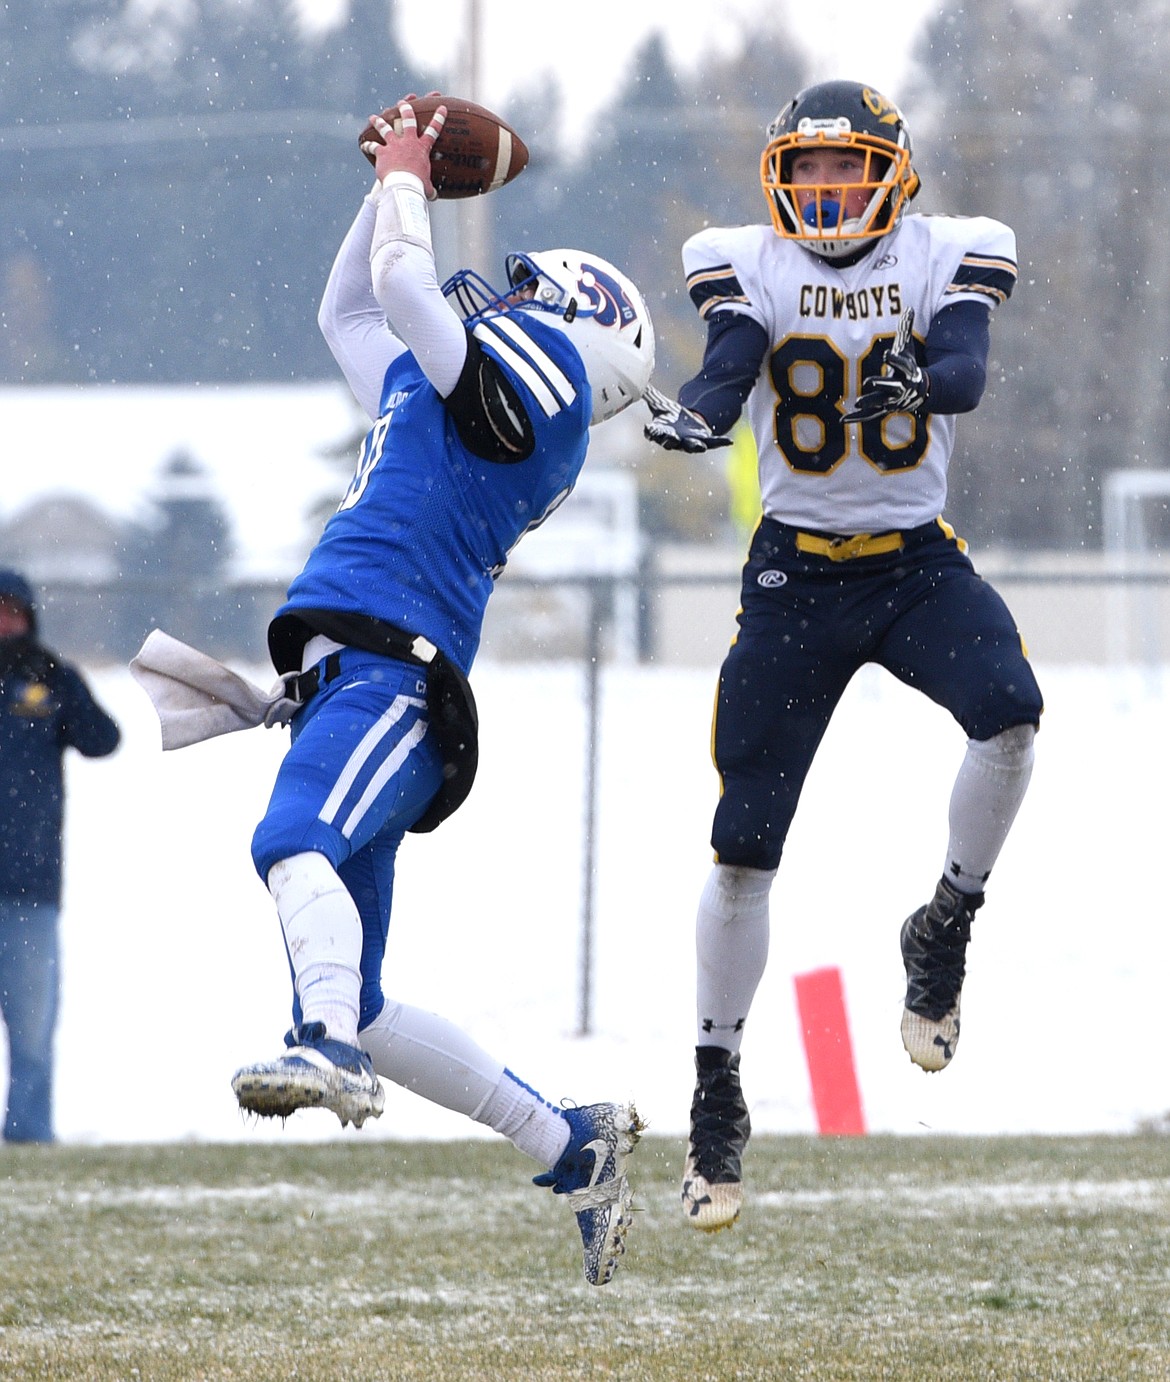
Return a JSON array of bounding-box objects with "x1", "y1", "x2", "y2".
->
[{"x1": 278, "y1": 311, "x2": 591, "y2": 675}]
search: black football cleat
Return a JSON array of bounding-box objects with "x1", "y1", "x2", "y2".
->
[
  {"x1": 681, "y1": 1046, "x2": 751, "y2": 1230},
  {"x1": 900, "y1": 877, "x2": 984, "y2": 1071}
]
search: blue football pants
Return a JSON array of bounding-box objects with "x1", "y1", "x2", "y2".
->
[{"x1": 251, "y1": 650, "x2": 446, "y2": 1031}]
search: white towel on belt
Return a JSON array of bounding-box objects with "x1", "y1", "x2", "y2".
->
[{"x1": 129, "y1": 628, "x2": 301, "y2": 750}]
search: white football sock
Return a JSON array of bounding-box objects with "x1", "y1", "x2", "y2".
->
[
  {"x1": 268, "y1": 852, "x2": 362, "y2": 1046},
  {"x1": 695, "y1": 862, "x2": 777, "y2": 1052},
  {"x1": 358, "y1": 1000, "x2": 568, "y2": 1167},
  {"x1": 475, "y1": 1070, "x2": 569, "y2": 1168},
  {"x1": 945, "y1": 724, "x2": 1036, "y2": 893}
]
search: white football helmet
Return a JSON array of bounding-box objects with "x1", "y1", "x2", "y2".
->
[{"x1": 443, "y1": 250, "x2": 655, "y2": 424}]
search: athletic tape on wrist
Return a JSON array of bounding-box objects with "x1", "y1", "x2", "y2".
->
[{"x1": 373, "y1": 171, "x2": 432, "y2": 255}]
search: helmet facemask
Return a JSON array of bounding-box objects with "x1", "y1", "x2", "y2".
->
[{"x1": 761, "y1": 118, "x2": 919, "y2": 259}]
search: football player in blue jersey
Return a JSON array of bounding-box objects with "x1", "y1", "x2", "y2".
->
[
  {"x1": 231, "y1": 99, "x2": 653, "y2": 1286},
  {"x1": 645, "y1": 80, "x2": 1043, "y2": 1231}
]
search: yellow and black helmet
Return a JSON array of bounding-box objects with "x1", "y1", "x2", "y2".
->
[{"x1": 761, "y1": 80, "x2": 920, "y2": 259}]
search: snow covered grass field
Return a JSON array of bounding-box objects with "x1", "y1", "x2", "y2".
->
[
  {"x1": 40, "y1": 656, "x2": 1170, "y2": 1147},
  {"x1": 1, "y1": 1134, "x2": 1168, "y2": 1379},
  {"x1": 3, "y1": 656, "x2": 1170, "y2": 1379}
]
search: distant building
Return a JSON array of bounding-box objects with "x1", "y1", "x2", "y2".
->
[
  {"x1": 1, "y1": 495, "x2": 127, "y2": 659},
  {"x1": 1, "y1": 494, "x2": 124, "y2": 584},
  {"x1": 0, "y1": 453, "x2": 274, "y2": 662}
]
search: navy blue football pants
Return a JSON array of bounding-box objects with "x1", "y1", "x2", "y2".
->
[{"x1": 711, "y1": 517, "x2": 1044, "y2": 871}]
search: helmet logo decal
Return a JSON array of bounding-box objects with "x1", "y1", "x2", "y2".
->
[
  {"x1": 861, "y1": 88, "x2": 902, "y2": 127},
  {"x1": 576, "y1": 262, "x2": 638, "y2": 328}
]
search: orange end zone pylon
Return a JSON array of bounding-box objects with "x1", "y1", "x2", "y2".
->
[{"x1": 794, "y1": 965, "x2": 866, "y2": 1136}]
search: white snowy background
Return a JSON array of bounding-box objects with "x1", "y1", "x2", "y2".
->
[
  {"x1": 2, "y1": 1, "x2": 1141, "y2": 1150},
  {"x1": 25, "y1": 654, "x2": 1170, "y2": 1146}
]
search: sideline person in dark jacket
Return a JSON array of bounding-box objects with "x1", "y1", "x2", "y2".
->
[{"x1": 0, "y1": 569, "x2": 120, "y2": 1142}]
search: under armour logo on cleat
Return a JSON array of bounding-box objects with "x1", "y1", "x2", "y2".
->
[{"x1": 682, "y1": 1180, "x2": 712, "y2": 1215}]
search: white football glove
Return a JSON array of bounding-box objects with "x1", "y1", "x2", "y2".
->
[{"x1": 643, "y1": 385, "x2": 733, "y2": 453}]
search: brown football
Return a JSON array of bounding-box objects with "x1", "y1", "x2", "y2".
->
[{"x1": 359, "y1": 95, "x2": 529, "y2": 199}]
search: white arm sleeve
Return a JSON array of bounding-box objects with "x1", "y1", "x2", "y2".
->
[
  {"x1": 318, "y1": 191, "x2": 408, "y2": 420},
  {"x1": 369, "y1": 172, "x2": 468, "y2": 399}
]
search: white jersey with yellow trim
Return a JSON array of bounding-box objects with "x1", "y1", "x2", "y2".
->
[{"x1": 682, "y1": 213, "x2": 1017, "y2": 534}]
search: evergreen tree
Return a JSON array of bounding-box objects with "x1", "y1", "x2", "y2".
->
[
  {"x1": 908, "y1": 0, "x2": 1170, "y2": 549},
  {"x1": 119, "y1": 449, "x2": 236, "y2": 650},
  {"x1": 530, "y1": 26, "x2": 805, "y2": 541},
  {"x1": 307, "y1": 0, "x2": 428, "y2": 120}
]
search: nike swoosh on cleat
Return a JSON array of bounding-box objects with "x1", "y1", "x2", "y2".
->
[{"x1": 582, "y1": 1138, "x2": 610, "y2": 1188}]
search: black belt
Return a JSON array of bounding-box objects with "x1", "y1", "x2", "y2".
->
[
  {"x1": 286, "y1": 626, "x2": 443, "y2": 706},
  {"x1": 286, "y1": 651, "x2": 343, "y2": 705}
]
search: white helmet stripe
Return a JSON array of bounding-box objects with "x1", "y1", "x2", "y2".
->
[{"x1": 445, "y1": 248, "x2": 653, "y2": 426}]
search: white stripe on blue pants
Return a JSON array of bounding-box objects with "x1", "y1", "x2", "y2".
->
[{"x1": 251, "y1": 655, "x2": 445, "y2": 879}]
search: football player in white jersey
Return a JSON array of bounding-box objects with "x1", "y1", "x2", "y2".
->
[{"x1": 645, "y1": 80, "x2": 1043, "y2": 1231}]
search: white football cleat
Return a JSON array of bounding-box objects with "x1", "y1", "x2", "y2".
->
[{"x1": 232, "y1": 1022, "x2": 385, "y2": 1129}]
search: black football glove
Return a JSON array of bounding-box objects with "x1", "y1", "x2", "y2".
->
[
  {"x1": 842, "y1": 308, "x2": 929, "y2": 424},
  {"x1": 643, "y1": 385, "x2": 733, "y2": 453}
]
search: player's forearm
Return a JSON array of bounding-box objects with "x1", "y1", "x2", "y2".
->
[
  {"x1": 369, "y1": 173, "x2": 467, "y2": 398},
  {"x1": 922, "y1": 300, "x2": 991, "y2": 414},
  {"x1": 918, "y1": 354, "x2": 985, "y2": 414},
  {"x1": 319, "y1": 194, "x2": 406, "y2": 418},
  {"x1": 678, "y1": 312, "x2": 769, "y2": 433}
]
